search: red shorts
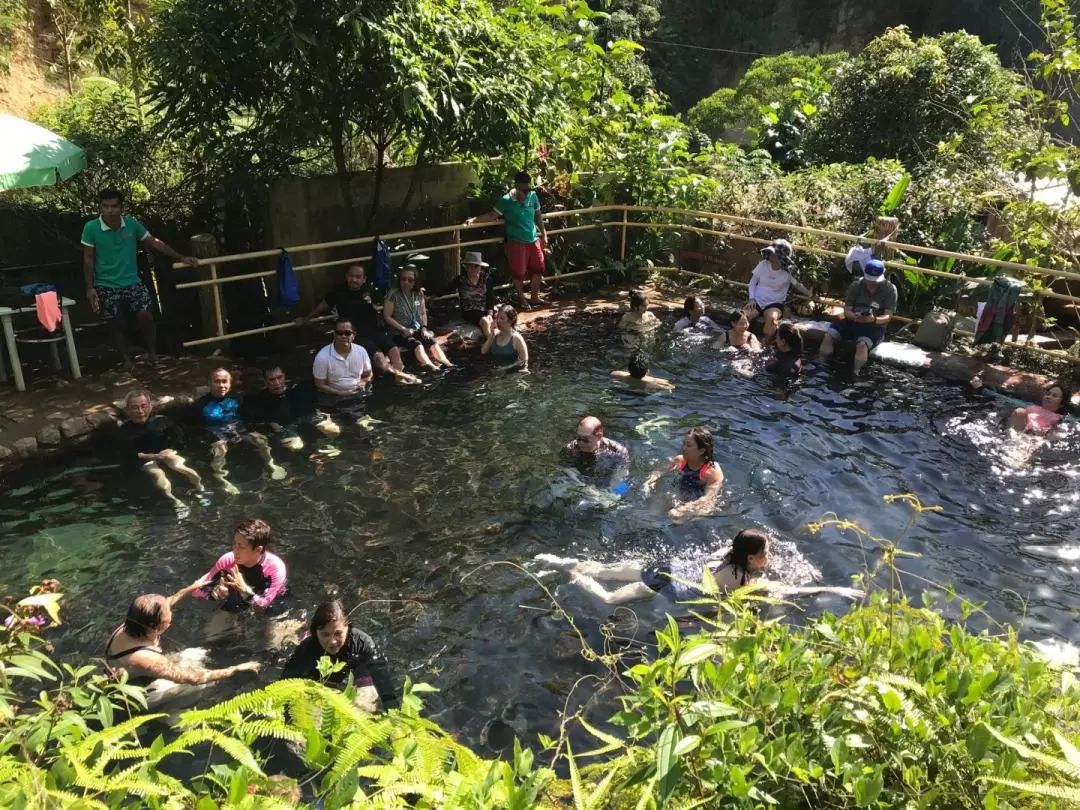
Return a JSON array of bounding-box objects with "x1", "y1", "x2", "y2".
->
[{"x1": 506, "y1": 240, "x2": 545, "y2": 280}]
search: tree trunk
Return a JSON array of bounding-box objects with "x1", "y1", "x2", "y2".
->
[
  {"x1": 366, "y1": 130, "x2": 389, "y2": 232},
  {"x1": 329, "y1": 121, "x2": 355, "y2": 223},
  {"x1": 397, "y1": 134, "x2": 431, "y2": 222}
]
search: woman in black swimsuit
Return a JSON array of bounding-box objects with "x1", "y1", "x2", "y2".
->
[{"x1": 105, "y1": 593, "x2": 260, "y2": 686}]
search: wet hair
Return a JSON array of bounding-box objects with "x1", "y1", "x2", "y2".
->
[
  {"x1": 514, "y1": 170, "x2": 531, "y2": 185},
  {"x1": 124, "y1": 389, "x2": 152, "y2": 408},
  {"x1": 775, "y1": 322, "x2": 804, "y2": 355},
  {"x1": 1045, "y1": 380, "x2": 1072, "y2": 414},
  {"x1": 729, "y1": 310, "x2": 748, "y2": 326},
  {"x1": 263, "y1": 364, "x2": 284, "y2": 378},
  {"x1": 345, "y1": 263, "x2": 365, "y2": 276},
  {"x1": 99, "y1": 188, "x2": 123, "y2": 204},
  {"x1": 628, "y1": 350, "x2": 649, "y2": 380},
  {"x1": 630, "y1": 290, "x2": 648, "y2": 311},
  {"x1": 498, "y1": 304, "x2": 519, "y2": 327},
  {"x1": 123, "y1": 594, "x2": 168, "y2": 638},
  {"x1": 686, "y1": 426, "x2": 715, "y2": 465},
  {"x1": 235, "y1": 518, "x2": 271, "y2": 550},
  {"x1": 333, "y1": 316, "x2": 354, "y2": 332},
  {"x1": 722, "y1": 529, "x2": 769, "y2": 584},
  {"x1": 683, "y1": 296, "x2": 703, "y2": 317},
  {"x1": 310, "y1": 599, "x2": 348, "y2": 635}
]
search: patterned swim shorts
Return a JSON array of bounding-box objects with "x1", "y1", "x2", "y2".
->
[{"x1": 96, "y1": 282, "x2": 153, "y2": 321}]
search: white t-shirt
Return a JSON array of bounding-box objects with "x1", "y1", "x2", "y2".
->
[
  {"x1": 674, "y1": 315, "x2": 723, "y2": 333},
  {"x1": 312, "y1": 343, "x2": 372, "y2": 393},
  {"x1": 747, "y1": 260, "x2": 802, "y2": 308}
]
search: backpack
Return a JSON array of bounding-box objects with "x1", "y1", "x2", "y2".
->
[
  {"x1": 913, "y1": 310, "x2": 955, "y2": 351},
  {"x1": 373, "y1": 237, "x2": 391, "y2": 292},
  {"x1": 276, "y1": 249, "x2": 299, "y2": 308}
]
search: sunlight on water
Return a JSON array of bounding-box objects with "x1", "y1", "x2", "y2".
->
[{"x1": 1, "y1": 313, "x2": 1079, "y2": 747}]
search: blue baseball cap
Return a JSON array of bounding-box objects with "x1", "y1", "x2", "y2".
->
[{"x1": 864, "y1": 259, "x2": 886, "y2": 281}]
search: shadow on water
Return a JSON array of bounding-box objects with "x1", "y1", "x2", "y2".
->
[{"x1": 2, "y1": 312, "x2": 1079, "y2": 750}]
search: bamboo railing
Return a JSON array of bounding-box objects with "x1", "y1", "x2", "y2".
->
[{"x1": 173, "y1": 204, "x2": 1080, "y2": 351}]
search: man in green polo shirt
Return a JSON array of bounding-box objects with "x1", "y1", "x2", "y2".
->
[
  {"x1": 81, "y1": 188, "x2": 197, "y2": 368},
  {"x1": 465, "y1": 170, "x2": 548, "y2": 310}
]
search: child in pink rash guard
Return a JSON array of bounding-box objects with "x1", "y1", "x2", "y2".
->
[{"x1": 189, "y1": 518, "x2": 292, "y2": 616}]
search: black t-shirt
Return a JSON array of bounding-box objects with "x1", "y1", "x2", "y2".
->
[
  {"x1": 324, "y1": 283, "x2": 381, "y2": 337},
  {"x1": 280, "y1": 625, "x2": 398, "y2": 708},
  {"x1": 112, "y1": 415, "x2": 177, "y2": 459},
  {"x1": 243, "y1": 384, "x2": 316, "y2": 428}
]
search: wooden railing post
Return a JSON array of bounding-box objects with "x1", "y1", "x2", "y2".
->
[
  {"x1": 620, "y1": 207, "x2": 628, "y2": 261},
  {"x1": 189, "y1": 234, "x2": 225, "y2": 340}
]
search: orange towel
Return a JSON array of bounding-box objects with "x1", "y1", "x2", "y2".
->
[{"x1": 35, "y1": 291, "x2": 61, "y2": 332}]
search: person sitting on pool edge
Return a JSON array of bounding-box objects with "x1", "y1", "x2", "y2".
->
[
  {"x1": 818, "y1": 258, "x2": 897, "y2": 376},
  {"x1": 971, "y1": 374, "x2": 1072, "y2": 435},
  {"x1": 765, "y1": 322, "x2": 804, "y2": 380},
  {"x1": 183, "y1": 518, "x2": 293, "y2": 641},
  {"x1": 536, "y1": 528, "x2": 771, "y2": 606},
  {"x1": 196, "y1": 368, "x2": 286, "y2": 492},
  {"x1": 481, "y1": 304, "x2": 528, "y2": 372},
  {"x1": 296, "y1": 263, "x2": 419, "y2": 385},
  {"x1": 312, "y1": 317, "x2": 373, "y2": 422},
  {"x1": 644, "y1": 426, "x2": 724, "y2": 521},
  {"x1": 611, "y1": 349, "x2": 674, "y2": 392},
  {"x1": 674, "y1": 295, "x2": 723, "y2": 333},
  {"x1": 112, "y1": 389, "x2": 203, "y2": 510},
  {"x1": 383, "y1": 265, "x2": 454, "y2": 371},
  {"x1": 106, "y1": 593, "x2": 260, "y2": 687},
  {"x1": 281, "y1": 593, "x2": 399, "y2": 713},
  {"x1": 619, "y1": 289, "x2": 661, "y2": 332},
  {"x1": 747, "y1": 239, "x2": 810, "y2": 343},
  {"x1": 561, "y1": 416, "x2": 630, "y2": 490},
  {"x1": 243, "y1": 366, "x2": 340, "y2": 452},
  {"x1": 713, "y1": 309, "x2": 761, "y2": 352},
  {"x1": 442, "y1": 251, "x2": 496, "y2": 343}
]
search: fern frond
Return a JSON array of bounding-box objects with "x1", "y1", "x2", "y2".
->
[
  {"x1": 567, "y1": 744, "x2": 586, "y2": 810},
  {"x1": 68, "y1": 712, "x2": 167, "y2": 759},
  {"x1": 232, "y1": 719, "x2": 307, "y2": 744},
  {"x1": 983, "y1": 724, "x2": 1080, "y2": 780},
  {"x1": 179, "y1": 687, "x2": 278, "y2": 724},
  {"x1": 328, "y1": 719, "x2": 395, "y2": 784},
  {"x1": 876, "y1": 672, "x2": 929, "y2": 698},
  {"x1": 201, "y1": 728, "x2": 267, "y2": 776},
  {"x1": 1054, "y1": 730, "x2": 1080, "y2": 771},
  {"x1": 985, "y1": 776, "x2": 1080, "y2": 803}
]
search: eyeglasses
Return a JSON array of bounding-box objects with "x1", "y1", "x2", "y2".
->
[{"x1": 334, "y1": 330, "x2": 354, "y2": 336}]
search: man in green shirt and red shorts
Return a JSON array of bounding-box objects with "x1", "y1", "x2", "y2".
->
[
  {"x1": 465, "y1": 171, "x2": 548, "y2": 310},
  {"x1": 81, "y1": 188, "x2": 197, "y2": 369}
]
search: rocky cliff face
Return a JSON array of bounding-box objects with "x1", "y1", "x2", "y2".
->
[{"x1": 650, "y1": 0, "x2": 1045, "y2": 110}]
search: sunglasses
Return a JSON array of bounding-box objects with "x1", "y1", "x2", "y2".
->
[{"x1": 334, "y1": 329, "x2": 354, "y2": 336}]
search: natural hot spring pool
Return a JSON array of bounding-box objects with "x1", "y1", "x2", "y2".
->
[{"x1": 1, "y1": 311, "x2": 1078, "y2": 749}]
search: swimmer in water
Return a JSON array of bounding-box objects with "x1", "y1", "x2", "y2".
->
[
  {"x1": 561, "y1": 416, "x2": 630, "y2": 490},
  {"x1": 537, "y1": 529, "x2": 770, "y2": 605},
  {"x1": 619, "y1": 289, "x2": 661, "y2": 332},
  {"x1": 611, "y1": 349, "x2": 674, "y2": 391},
  {"x1": 182, "y1": 518, "x2": 294, "y2": 641},
  {"x1": 195, "y1": 368, "x2": 286, "y2": 493},
  {"x1": 764, "y1": 322, "x2": 804, "y2": 380},
  {"x1": 112, "y1": 389, "x2": 203, "y2": 510},
  {"x1": 280, "y1": 597, "x2": 399, "y2": 712},
  {"x1": 673, "y1": 295, "x2": 723, "y2": 333},
  {"x1": 644, "y1": 426, "x2": 724, "y2": 521},
  {"x1": 971, "y1": 375, "x2": 1072, "y2": 436},
  {"x1": 481, "y1": 304, "x2": 529, "y2": 372},
  {"x1": 713, "y1": 309, "x2": 761, "y2": 353},
  {"x1": 105, "y1": 593, "x2": 260, "y2": 686}
]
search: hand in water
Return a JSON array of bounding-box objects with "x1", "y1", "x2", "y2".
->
[
  {"x1": 211, "y1": 583, "x2": 229, "y2": 601},
  {"x1": 223, "y1": 567, "x2": 248, "y2": 594},
  {"x1": 233, "y1": 661, "x2": 260, "y2": 673}
]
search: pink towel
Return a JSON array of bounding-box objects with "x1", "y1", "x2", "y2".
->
[{"x1": 35, "y1": 291, "x2": 61, "y2": 332}]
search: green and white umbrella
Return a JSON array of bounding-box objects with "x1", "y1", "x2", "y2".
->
[{"x1": 0, "y1": 113, "x2": 86, "y2": 192}]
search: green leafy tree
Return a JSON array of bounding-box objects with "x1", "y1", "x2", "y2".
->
[
  {"x1": 688, "y1": 51, "x2": 848, "y2": 144},
  {"x1": 803, "y1": 27, "x2": 1036, "y2": 173},
  {"x1": 45, "y1": 0, "x2": 105, "y2": 93}
]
